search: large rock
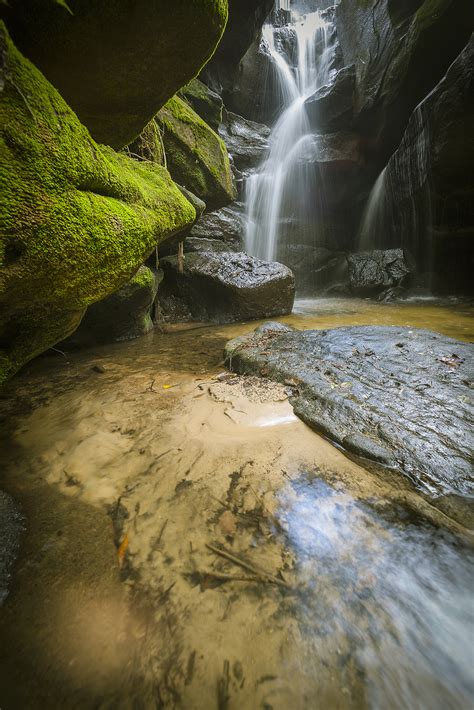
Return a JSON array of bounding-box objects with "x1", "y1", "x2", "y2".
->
[
  {"x1": 335, "y1": 0, "x2": 474, "y2": 167},
  {"x1": 157, "y1": 96, "x2": 236, "y2": 210},
  {"x1": 0, "y1": 24, "x2": 195, "y2": 384},
  {"x1": 63, "y1": 266, "x2": 160, "y2": 347},
  {"x1": 348, "y1": 249, "x2": 411, "y2": 296},
  {"x1": 225, "y1": 323, "x2": 474, "y2": 504},
  {"x1": 159, "y1": 252, "x2": 295, "y2": 322},
  {"x1": 219, "y1": 111, "x2": 270, "y2": 173},
  {"x1": 1, "y1": 0, "x2": 229, "y2": 149}
]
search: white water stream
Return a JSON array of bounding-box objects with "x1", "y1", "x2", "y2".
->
[{"x1": 245, "y1": 6, "x2": 335, "y2": 262}]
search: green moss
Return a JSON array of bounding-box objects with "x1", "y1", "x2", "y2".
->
[
  {"x1": 126, "y1": 119, "x2": 165, "y2": 165},
  {"x1": 157, "y1": 95, "x2": 236, "y2": 210},
  {"x1": 0, "y1": 22, "x2": 196, "y2": 383},
  {"x1": 131, "y1": 265, "x2": 155, "y2": 288},
  {"x1": 179, "y1": 78, "x2": 223, "y2": 130}
]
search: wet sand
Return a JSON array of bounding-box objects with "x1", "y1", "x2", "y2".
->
[{"x1": 0, "y1": 298, "x2": 473, "y2": 709}]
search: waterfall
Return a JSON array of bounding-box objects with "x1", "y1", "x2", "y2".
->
[
  {"x1": 245, "y1": 6, "x2": 334, "y2": 263},
  {"x1": 357, "y1": 104, "x2": 434, "y2": 282}
]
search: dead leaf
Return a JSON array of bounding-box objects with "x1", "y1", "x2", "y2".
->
[
  {"x1": 117, "y1": 534, "x2": 129, "y2": 567},
  {"x1": 218, "y1": 510, "x2": 237, "y2": 536}
]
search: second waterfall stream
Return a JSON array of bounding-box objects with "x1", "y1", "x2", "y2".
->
[{"x1": 245, "y1": 6, "x2": 335, "y2": 262}]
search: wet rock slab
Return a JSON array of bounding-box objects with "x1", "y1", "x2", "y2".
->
[
  {"x1": 0, "y1": 491, "x2": 23, "y2": 605},
  {"x1": 225, "y1": 323, "x2": 474, "y2": 499}
]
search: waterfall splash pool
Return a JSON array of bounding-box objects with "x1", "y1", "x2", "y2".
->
[{"x1": 0, "y1": 298, "x2": 473, "y2": 708}]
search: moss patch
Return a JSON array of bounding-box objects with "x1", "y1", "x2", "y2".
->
[
  {"x1": 0, "y1": 22, "x2": 196, "y2": 383},
  {"x1": 157, "y1": 95, "x2": 236, "y2": 210}
]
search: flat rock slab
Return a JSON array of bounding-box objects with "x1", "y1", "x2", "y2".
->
[{"x1": 225, "y1": 323, "x2": 474, "y2": 499}]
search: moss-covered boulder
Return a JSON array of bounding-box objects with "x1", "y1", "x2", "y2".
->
[
  {"x1": 157, "y1": 96, "x2": 236, "y2": 210},
  {"x1": 0, "y1": 23, "x2": 196, "y2": 384},
  {"x1": 1, "y1": 0, "x2": 229, "y2": 149},
  {"x1": 62, "y1": 266, "x2": 161, "y2": 347},
  {"x1": 179, "y1": 78, "x2": 224, "y2": 131}
]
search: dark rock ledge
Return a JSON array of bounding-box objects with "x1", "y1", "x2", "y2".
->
[{"x1": 225, "y1": 323, "x2": 474, "y2": 502}]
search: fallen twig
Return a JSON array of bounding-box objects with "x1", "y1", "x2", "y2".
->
[{"x1": 206, "y1": 543, "x2": 290, "y2": 589}]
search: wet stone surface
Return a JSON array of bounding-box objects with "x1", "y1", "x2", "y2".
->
[{"x1": 226, "y1": 323, "x2": 474, "y2": 509}]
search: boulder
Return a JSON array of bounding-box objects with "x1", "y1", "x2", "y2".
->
[
  {"x1": 179, "y1": 78, "x2": 224, "y2": 132},
  {"x1": 63, "y1": 267, "x2": 160, "y2": 347},
  {"x1": 225, "y1": 323, "x2": 474, "y2": 507},
  {"x1": 1, "y1": 0, "x2": 229, "y2": 148},
  {"x1": 305, "y1": 64, "x2": 355, "y2": 132},
  {"x1": 0, "y1": 24, "x2": 195, "y2": 384},
  {"x1": 159, "y1": 251, "x2": 295, "y2": 322},
  {"x1": 219, "y1": 112, "x2": 270, "y2": 172},
  {"x1": 157, "y1": 96, "x2": 236, "y2": 210},
  {"x1": 348, "y1": 249, "x2": 411, "y2": 295}
]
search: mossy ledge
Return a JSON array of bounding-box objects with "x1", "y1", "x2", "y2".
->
[
  {"x1": 157, "y1": 95, "x2": 236, "y2": 210},
  {"x1": 0, "y1": 22, "x2": 196, "y2": 384}
]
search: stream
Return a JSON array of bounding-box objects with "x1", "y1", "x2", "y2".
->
[{"x1": 0, "y1": 298, "x2": 473, "y2": 709}]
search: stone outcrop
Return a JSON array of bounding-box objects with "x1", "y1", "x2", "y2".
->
[
  {"x1": 157, "y1": 96, "x2": 236, "y2": 210},
  {"x1": 1, "y1": 0, "x2": 229, "y2": 148},
  {"x1": 0, "y1": 24, "x2": 195, "y2": 383},
  {"x1": 225, "y1": 323, "x2": 474, "y2": 505},
  {"x1": 159, "y1": 252, "x2": 295, "y2": 323}
]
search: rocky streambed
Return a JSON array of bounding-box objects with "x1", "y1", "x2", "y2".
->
[{"x1": 0, "y1": 299, "x2": 473, "y2": 709}]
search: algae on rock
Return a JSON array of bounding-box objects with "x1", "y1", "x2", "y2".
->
[
  {"x1": 0, "y1": 23, "x2": 196, "y2": 384},
  {"x1": 157, "y1": 95, "x2": 236, "y2": 210}
]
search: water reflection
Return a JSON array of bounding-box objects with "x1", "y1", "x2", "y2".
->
[{"x1": 277, "y1": 473, "x2": 474, "y2": 709}]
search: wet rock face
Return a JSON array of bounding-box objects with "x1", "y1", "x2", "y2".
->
[
  {"x1": 305, "y1": 64, "x2": 355, "y2": 133},
  {"x1": 63, "y1": 267, "x2": 160, "y2": 347},
  {"x1": 219, "y1": 112, "x2": 271, "y2": 173},
  {"x1": 348, "y1": 249, "x2": 411, "y2": 296},
  {"x1": 379, "y1": 37, "x2": 474, "y2": 295},
  {"x1": 225, "y1": 324, "x2": 474, "y2": 500},
  {"x1": 203, "y1": 0, "x2": 274, "y2": 87},
  {"x1": 1, "y1": 0, "x2": 229, "y2": 148},
  {"x1": 335, "y1": 0, "x2": 474, "y2": 166},
  {"x1": 159, "y1": 252, "x2": 295, "y2": 322},
  {"x1": 186, "y1": 202, "x2": 246, "y2": 253}
]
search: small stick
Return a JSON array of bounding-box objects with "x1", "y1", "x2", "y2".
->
[
  {"x1": 206, "y1": 543, "x2": 290, "y2": 589},
  {"x1": 198, "y1": 569, "x2": 272, "y2": 584}
]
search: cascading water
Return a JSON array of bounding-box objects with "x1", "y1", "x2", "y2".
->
[
  {"x1": 245, "y1": 4, "x2": 335, "y2": 264},
  {"x1": 358, "y1": 103, "x2": 434, "y2": 281}
]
